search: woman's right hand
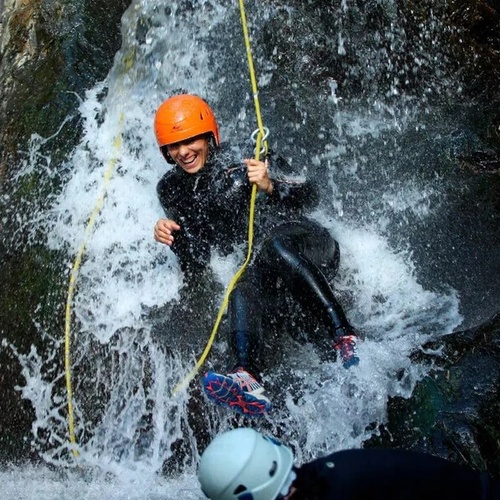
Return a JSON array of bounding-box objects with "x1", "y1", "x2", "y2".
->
[{"x1": 154, "y1": 218, "x2": 181, "y2": 246}]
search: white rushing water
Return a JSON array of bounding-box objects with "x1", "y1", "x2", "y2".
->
[{"x1": 2, "y1": 0, "x2": 463, "y2": 498}]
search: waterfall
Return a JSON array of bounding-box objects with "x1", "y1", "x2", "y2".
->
[{"x1": 2, "y1": 0, "x2": 477, "y2": 498}]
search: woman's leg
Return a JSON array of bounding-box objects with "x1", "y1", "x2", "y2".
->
[
  {"x1": 227, "y1": 265, "x2": 263, "y2": 377},
  {"x1": 203, "y1": 265, "x2": 272, "y2": 416},
  {"x1": 258, "y1": 220, "x2": 359, "y2": 367},
  {"x1": 259, "y1": 221, "x2": 352, "y2": 335}
]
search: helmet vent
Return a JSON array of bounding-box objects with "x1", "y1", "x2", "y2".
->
[
  {"x1": 233, "y1": 485, "x2": 247, "y2": 495},
  {"x1": 200, "y1": 112, "x2": 204, "y2": 120},
  {"x1": 269, "y1": 460, "x2": 278, "y2": 477}
]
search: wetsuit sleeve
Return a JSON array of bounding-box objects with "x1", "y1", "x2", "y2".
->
[
  {"x1": 264, "y1": 153, "x2": 320, "y2": 210},
  {"x1": 268, "y1": 178, "x2": 319, "y2": 209},
  {"x1": 156, "y1": 176, "x2": 211, "y2": 276},
  {"x1": 294, "y1": 449, "x2": 499, "y2": 499},
  {"x1": 169, "y1": 225, "x2": 211, "y2": 276}
]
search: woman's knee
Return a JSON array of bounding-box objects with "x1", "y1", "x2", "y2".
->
[{"x1": 260, "y1": 234, "x2": 298, "y2": 271}]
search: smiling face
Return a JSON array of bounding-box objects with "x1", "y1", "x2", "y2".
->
[{"x1": 166, "y1": 134, "x2": 210, "y2": 174}]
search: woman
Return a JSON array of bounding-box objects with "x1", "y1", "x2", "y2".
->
[{"x1": 153, "y1": 93, "x2": 359, "y2": 416}]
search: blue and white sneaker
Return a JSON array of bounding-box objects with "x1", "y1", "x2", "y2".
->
[{"x1": 202, "y1": 368, "x2": 272, "y2": 416}]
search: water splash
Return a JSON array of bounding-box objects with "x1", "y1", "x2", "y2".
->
[{"x1": 2, "y1": 0, "x2": 466, "y2": 498}]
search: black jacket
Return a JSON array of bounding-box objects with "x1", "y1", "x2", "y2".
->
[
  {"x1": 156, "y1": 145, "x2": 318, "y2": 275},
  {"x1": 293, "y1": 448, "x2": 500, "y2": 500}
]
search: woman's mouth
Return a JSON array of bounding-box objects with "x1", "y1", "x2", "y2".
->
[{"x1": 181, "y1": 156, "x2": 197, "y2": 167}]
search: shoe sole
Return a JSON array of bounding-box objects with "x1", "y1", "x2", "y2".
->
[
  {"x1": 202, "y1": 372, "x2": 272, "y2": 416},
  {"x1": 343, "y1": 356, "x2": 360, "y2": 369}
]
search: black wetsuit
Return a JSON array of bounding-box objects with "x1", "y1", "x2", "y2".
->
[
  {"x1": 292, "y1": 448, "x2": 500, "y2": 499},
  {"x1": 157, "y1": 144, "x2": 353, "y2": 375}
]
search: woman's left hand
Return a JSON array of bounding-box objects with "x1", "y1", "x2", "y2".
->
[{"x1": 244, "y1": 158, "x2": 273, "y2": 194}]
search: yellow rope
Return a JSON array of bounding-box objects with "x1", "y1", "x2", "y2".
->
[
  {"x1": 173, "y1": 0, "x2": 268, "y2": 394},
  {"x1": 238, "y1": 0, "x2": 268, "y2": 153},
  {"x1": 64, "y1": 112, "x2": 124, "y2": 458}
]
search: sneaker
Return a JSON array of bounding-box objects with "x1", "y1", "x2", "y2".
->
[
  {"x1": 202, "y1": 368, "x2": 272, "y2": 416},
  {"x1": 334, "y1": 334, "x2": 360, "y2": 368}
]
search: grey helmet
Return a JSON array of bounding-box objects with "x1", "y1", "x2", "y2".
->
[{"x1": 198, "y1": 428, "x2": 294, "y2": 500}]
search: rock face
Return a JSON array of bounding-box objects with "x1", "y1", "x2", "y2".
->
[
  {"x1": 363, "y1": 3, "x2": 500, "y2": 477},
  {"x1": 447, "y1": 0, "x2": 500, "y2": 176},
  {"x1": 367, "y1": 314, "x2": 500, "y2": 479},
  {"x1": 0, "y1": 0, "x2": 130, "y2": 462},
  {"x1": 0, "y1": 0, "x2": 129, "y2": 183}
]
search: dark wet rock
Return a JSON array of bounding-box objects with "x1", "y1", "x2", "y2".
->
[
  {"x1": 458, "y1": 150, "x2": 500, "y2": 174},
  {"x1": 0, "y1": 0, "x2": 130, "y2": 463},
  {"x1": 439, "y1": 0, "x2": 500, "y2": 176},
  {"x1": 0, "y1": 0, "x2": 129, "y2": 184},
  {"x1": 366, "y1": 313, "x2": 500, "y2": 479},
  {"x1": 252, "y1": 0, "x2": 500, "y2": 178},
  {"x1": 0, "y1": 247, "x2": 68, "y2": 464}
]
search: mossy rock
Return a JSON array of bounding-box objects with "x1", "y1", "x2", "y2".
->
[
  {"x1": 0, "y1": 0, "x2": 130, "y2": 462},
  {"x1": 366, "y1": 314, "x2": 500, "y2": 479}
]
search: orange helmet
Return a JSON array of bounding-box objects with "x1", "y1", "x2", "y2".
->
[{"x1": 154, "y1": 94, "x2": 220, "y2": 148}]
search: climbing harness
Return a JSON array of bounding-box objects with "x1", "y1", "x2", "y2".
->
[
  {"x1": 173, "y1": 0, "x2": 269, "y2": 394},
  {"x1": 64, "y1": 112, "x2": 124, "y2": 458}
]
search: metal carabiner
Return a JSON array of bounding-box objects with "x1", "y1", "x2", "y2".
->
[{"x1": 250, "y1": 126, "x2": 270, "y2": 156}]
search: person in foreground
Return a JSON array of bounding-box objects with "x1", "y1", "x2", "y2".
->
[
  {"x1": 198, "y1": 428, "x2": 500, "y2": 500},
  {"x1": 153, "y1": 93, "x2": 359, "y2": 416}
]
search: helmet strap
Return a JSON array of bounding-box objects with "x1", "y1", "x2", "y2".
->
[
  {"x1": 278, "y1": 470, "x2": 297, "y2": 499},
  {"x1": 160, "y1": 145, "x2": 176, "y2": 165}
]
